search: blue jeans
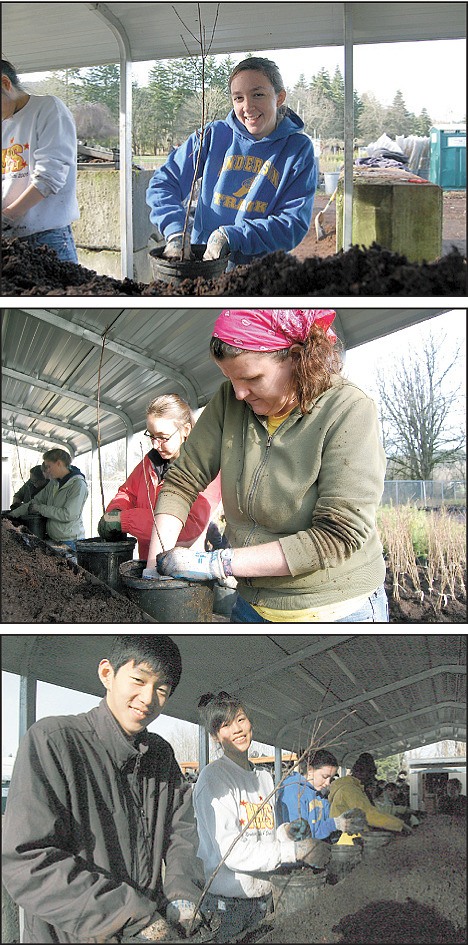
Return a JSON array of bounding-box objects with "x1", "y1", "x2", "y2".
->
[
  {"x1": 202, "y1": 891, "x2": 271, "y2": 943},
  {"x1": 231, "y1": 584, "x2": 389, "y2": 624},
  {"x1": 25, "y1": 225, "x2": 78, "y2": 263}
]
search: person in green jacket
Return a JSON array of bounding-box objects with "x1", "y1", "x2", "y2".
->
[
  {"x1": 8, "y1": 447, "x2": 88, "y2": 551},
  {"x1": 144, "y1": 308, "x2": 388, "y2": 623}
]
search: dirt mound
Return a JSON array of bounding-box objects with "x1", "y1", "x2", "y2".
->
[
  {"x1": 2, "y1": 236, "x2": 466, "y2": 297},
  {"x1": 1, "y1": 518, "x2": 151, "y2": 623},
  {"x1": 258, "y1": 817, "x2": 466, "y2": 944}
]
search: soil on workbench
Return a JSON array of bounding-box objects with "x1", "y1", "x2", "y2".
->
[
  {"x1": 1, "y1": 518, "x2": 150, "y2": 623},
  {"x1": 257, "y1": 816, "x2": 466, "y2": 944},
  {"x1": 1, "y1": 519, "x2": 465, "y2": 625},
  {"x1": 2, "y1": 189, "x2": 466, "y2": 296}
]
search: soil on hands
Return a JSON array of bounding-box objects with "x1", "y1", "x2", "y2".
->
[{"x1": 2, "y1": 236, "x2": 465, "y2": 297}]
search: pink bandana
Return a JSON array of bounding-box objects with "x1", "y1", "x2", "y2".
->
[{"x1": 212, "y1": 309, "x2": 337, "y2": 350}]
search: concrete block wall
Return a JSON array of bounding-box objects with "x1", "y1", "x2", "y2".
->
[
  {"x1": 72, "y1": 169, "x2": 155, "y2": 282},
  {"x1": 336, "y1": 173, "x2": 443, "y2": 263}
]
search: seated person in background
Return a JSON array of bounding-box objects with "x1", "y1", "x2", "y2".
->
[
  {"x1": 374, "y1": 782, "x2": 421, "y2": 827},
  {"x1": 276, "y1": 748, "x2": 364, "y2": 841},
  {"x1": 438, "y1": 778, "x2": 466, "y2": 816},
  {"x1": 8, "y1": 448, "x2": 88, "y2": 552},
  {"x1": 10, "y1": 464, "x2": 48, "y2": 509},
  {"x1": 98, "y1": 393, "x2": 221, "y2": 559},
  {"x1": 328, "y1": 754, "x2": 410, "y2": 836}
]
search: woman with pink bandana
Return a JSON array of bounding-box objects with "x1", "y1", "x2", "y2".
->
[{"x1": 144, "y1": 309, "x2": 388, "y2": 623}]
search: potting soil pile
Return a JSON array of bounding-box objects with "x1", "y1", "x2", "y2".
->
[
  {"x1": 257, "y1": 817, "x2": 466, "y2": 944},
  {"x1": 1, "y1": 518, "x2": 150, "y2": 623},
  {"x1": 2, "y1": 237, "x2": 466, "y2": 296}
]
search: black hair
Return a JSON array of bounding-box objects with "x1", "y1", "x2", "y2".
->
[
  {"x1": 298, "y1": 746, "x2": 338, "y2": 775},
  {"x1": 108, "y1": 634, "x2": 182, "y2": 693},
  {"x1": 198, "y1": 691, "x2": 248, "y2": 738},
  {"x1": 1, "y1": 59, "x2": 23, "y2": 89}
]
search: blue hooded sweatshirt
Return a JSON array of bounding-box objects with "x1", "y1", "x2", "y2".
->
[
  {"x1": 146, "y1": 108, "x2": 316, "y2": 266},
  {"x1": 276, "y1": 772, "x2": 338, "y2": 841}
]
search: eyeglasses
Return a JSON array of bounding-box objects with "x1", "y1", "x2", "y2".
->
[{"x1": 144, "y1": 428, "x2": 180, "y2": 445}]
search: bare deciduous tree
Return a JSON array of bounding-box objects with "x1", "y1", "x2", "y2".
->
[{"x1": 376, "y1": 330, "x2": 466, "y2": 481}]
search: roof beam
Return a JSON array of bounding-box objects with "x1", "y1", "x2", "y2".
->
[
  {"x1": 20, "y1": 309, "x2": 203, "y2": 407},
  {"x1": 3, "y1": 402, "x2": 98, "y2": 451},
  {"x1": 2, "y1": 367, "x2": 133, "y2": 432},
  {"x1": 274, "y1": 664, "x2": 466, "y2": 741},
  {"x1": 2, "y1": 429, "x2": 75, "y2": 457},
  {"x1": 232, "y1": 635, "x2": 356, "y2": 692}
]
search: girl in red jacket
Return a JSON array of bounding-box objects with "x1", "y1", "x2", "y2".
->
[{"x1": 97, "y1": 393, "x2": 221, "y2": 560}]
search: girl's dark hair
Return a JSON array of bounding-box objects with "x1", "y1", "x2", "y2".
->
[
  {"x1": 210, "y1": 324, "x2": 343, "y2": 413},
  {"x1": 2, "y1": 59, "x2": 22, "y2": 89},
  {"x1": 198, "y1": 691, "x2": 247, "y2": 737},
  {"x1": 229, "y1": 56, "x2": 287, "y2": 120},
  {"x1": 299, "y1": 747, "x2": 338, "y2": 775},
  {"x1": 108, "y1": 634, "x2": 182, "y2": 692}
]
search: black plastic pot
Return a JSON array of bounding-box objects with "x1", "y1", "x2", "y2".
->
[
  {"x1": 76, "y1": 537, "x2": 137, "y2": 592},
  {"x1": 22, "y1": 513, "x2": 47, "y2": 540},
  {"x1": 119, "y1": 559, "x2": 214, "y2": 623},
  {"x1": 149, "y1": 244, "x2": 229, "y2": 285}
]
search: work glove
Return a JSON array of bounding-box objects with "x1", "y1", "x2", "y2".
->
[
  {"x1": 97, "y1": 510, "x2": 127, "y2": 541},
  {"x1": 127, "y1": 911, "x2": 179, "y2": 942},
  {"x1": 280, "y1": 818, "x2": 311, "y2": 841},
  {"x1": 163, "y1": 231, "x2": 192, "y2": 260},
  {"x1": 166, "y1": 900, "x2": 203, "y2": 937},
  {"x1": 203, "y1": 228, "x2": 230, "y2": 260},
  {"x1": 334, "y1": 808, "x2": 367, "y2": 834},
  {"x1": 152, "y1": 548, "x2": 236, "y2": 587},
  {"x1": 400, "y1": 823, "x2": 413, "y2": 836},
  {"x1": 294, "y1": 837, "x2": 331, "y2": 869}
]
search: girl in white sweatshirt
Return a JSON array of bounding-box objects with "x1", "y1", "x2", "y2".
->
[
  {"x1": 2, "y1": 58, "x2": 79, "y2": 262},
  {"x1": 193, "y1": 691, "x2": 323, "y2": 942}
]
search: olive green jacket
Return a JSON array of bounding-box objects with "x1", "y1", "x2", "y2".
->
[{"x1": 156, "y1": 377, "x2": 387, "y2": 609}]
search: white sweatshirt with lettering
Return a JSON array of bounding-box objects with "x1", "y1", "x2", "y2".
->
[
  {"x1": 192, "y1": 755, "x2": 296, "y2": 898},
  {"x1": 2, "y1": 94, "x2": 79, "y2": 236}
]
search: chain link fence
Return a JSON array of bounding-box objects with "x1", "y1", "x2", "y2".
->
[{"x1": 382, "y1": 480, "x2": 466, "y2": 507}]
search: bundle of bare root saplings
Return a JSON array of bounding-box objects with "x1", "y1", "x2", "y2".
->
[
  {"x1": 2, "y1": 237, "x2": 466, "y2": 296},
  {"x1": 1, "y1": 518, "x2": 152, "y2": 623}
]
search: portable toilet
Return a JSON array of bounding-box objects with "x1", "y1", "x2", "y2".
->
[{"x1": 429, "y1": 126, "x2": 466, "y2": 190}]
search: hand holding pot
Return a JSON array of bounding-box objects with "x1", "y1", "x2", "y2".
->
[
  {"x1": 334, "y1": 808, "x2": 367, "y2": 834},
  {"x1": 203, "y1": 228, "x2": 230, "y2": 260},
  {"x1": 294, "y1": 837, "x2": 330, "y2": 869},
  {"x1": 156, "y1": 547, "x2": 235, "y2": 586},
  {"x1": 163, "y1": 232, "x2": 192, "y2": 260},
  {"x1": 97, "y1": 510, "x2": 127, "y2": 540}
]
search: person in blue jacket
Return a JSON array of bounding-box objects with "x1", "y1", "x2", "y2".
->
[
  {"x1": 277, "y1": 749, "x2": 353, "y2": 841},
  {"x1": 146, "y1": 56, "x2": 317, "y2": 267}
]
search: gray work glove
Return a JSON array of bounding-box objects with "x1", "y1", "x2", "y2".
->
[
  {"x1": 166, "y1": 900, "x2": 203, "y2": 937},
  {"x1": 125, "y1": 912, "x2": 180, "y2": 942},
  {"x1": 163, "y1": 232, "x2": 192, "y2": 260},
  {"x1": 97, "y1": 509, "x2": 127, "y2": 541},
  {"x1": 203, "y1": 228, "x2": 230, "y2": 260},
  {"x1": 334, "y1": 808, "x2": 367, "y2": 834},
  {"x1": 400, "y1": 823, "x2": 413, "y2": 836},
  {"x1": 294, "y1": 837, "x2": 331, "y2": 869},
  {"x1": 154, "y1": 548, "x2": 236, "y2": 588}
]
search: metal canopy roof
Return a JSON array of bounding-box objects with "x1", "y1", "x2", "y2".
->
[
  {"x1": 1, "y1": 308, "x2": 450, "y2": 459},
  {"x1": 4, "y1": 2, "x2": 465, "y2": 72},
  {"x1": 3, "y1": 3, "x2": 465, "y2": 278},
  {"x1": 1, "y1": 633, "x2": 465, "y2": 762}
]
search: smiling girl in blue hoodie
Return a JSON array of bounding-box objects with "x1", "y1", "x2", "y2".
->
[{"x1": 146, "y1": 57, "x2": 317, "y2": 267}]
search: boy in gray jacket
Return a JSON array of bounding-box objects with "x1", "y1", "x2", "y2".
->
[
  {"x1": 2, "y1": 635, "x2": 204, "y2": 943},
  {"x1": 8, "y1": 448, "x2": 88, "y2": 550}
]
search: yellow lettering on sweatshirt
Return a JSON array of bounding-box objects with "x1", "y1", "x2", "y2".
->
[{"x1": 3, "y1": 143, "x2": 28, "y2": 173}]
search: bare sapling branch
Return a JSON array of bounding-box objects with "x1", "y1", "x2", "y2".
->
[
  {"x1": 139, "y1": 441, "x2": 166, "y2": 554},
  {"x1": 188, "y1": 706, "x2": 356, "y2": 935}
]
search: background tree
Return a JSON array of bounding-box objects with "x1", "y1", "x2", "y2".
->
[
  {"x1": 357, "y1": 92, "x2": 387, "y2": 142},
  {"x1": 375, "y1": 329, "x2": 466, "y2": 481},
  {"x1": 72, "y1": 101, "x2": 118, "y2": 147},
  {"x1": 384, "y1": 89, "x2": 414, "y2": 137}
]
